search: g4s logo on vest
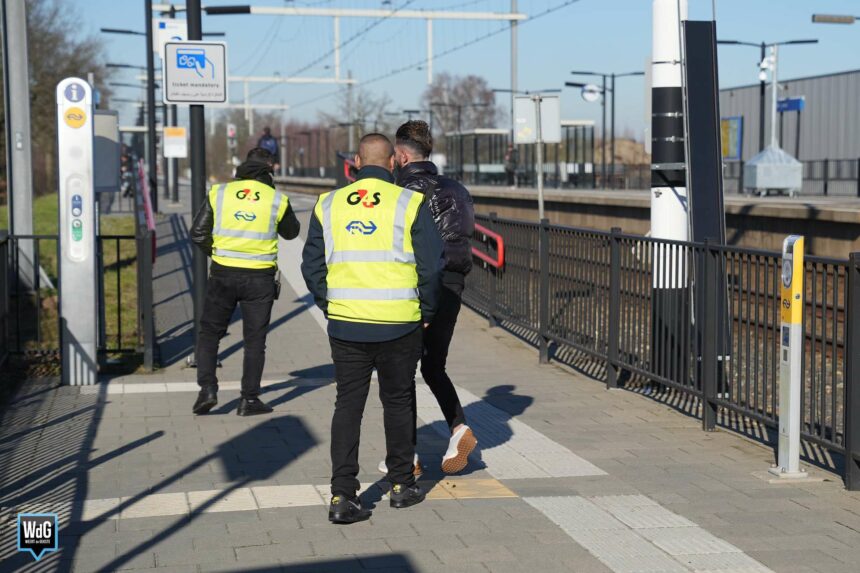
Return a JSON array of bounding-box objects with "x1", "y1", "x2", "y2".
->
[
  {"x1": 235, "y1": 188, "x2": 261, "y2": 202},
  {"x1": 347, "y1": 189, "x2": 381, "y2": 208}
]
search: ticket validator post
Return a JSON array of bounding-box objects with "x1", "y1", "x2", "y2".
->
[
  {"x1": 769, "y1": 235, "x2": 808, "y2": 479},
  {"x1": 56, "y1": 77, "x2": 98, "y2": 386}
]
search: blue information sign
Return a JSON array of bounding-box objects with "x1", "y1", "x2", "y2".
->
[{"x1": 777, "y1": 97, "x2": 805, "y2": 113}]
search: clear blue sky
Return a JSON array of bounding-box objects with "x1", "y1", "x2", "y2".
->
[{"x1": 83, "y1": 0, "x2": 860, "y2": 138}]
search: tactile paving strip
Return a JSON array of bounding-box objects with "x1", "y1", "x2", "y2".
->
[{"x1": 416, "y1": 385, "x2": 606, "y2": 479}]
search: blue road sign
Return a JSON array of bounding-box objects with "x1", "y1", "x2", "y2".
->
[{"x1": 777, "y1": 97, "x2": 805, "y2": 113}]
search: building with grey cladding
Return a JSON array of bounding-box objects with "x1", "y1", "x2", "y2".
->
[{"x1": 719, "y1": 68, "x2": 860, "y2": 162}]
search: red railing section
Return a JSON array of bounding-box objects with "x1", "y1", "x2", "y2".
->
[{"x1": 471, "y1": 222, "x2": 505, "y2": 269}]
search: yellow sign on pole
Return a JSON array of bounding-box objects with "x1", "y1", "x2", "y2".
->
[{"x1": 163, "y1": 126, "x2": 188, "y2": 158}]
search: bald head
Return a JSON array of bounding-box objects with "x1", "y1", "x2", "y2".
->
[{"x1": 355, "y1": 133, "x2": 394, "y2": 172}]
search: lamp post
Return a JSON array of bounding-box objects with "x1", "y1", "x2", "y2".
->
[
  {"x1": 717, "y1": 39, "x2": 817, "y2": 153},
  {"x1": 100, "y1": 22, "x2": 159, "y2": 212},
  {"x1": 569, "y1": 70, "x2": 644, "y2": 187}
]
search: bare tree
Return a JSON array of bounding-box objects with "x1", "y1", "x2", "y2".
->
[
  {"x1": 420, "y1": 73, "x2": 502, "y2": 146},
  {"x1": 318, "y1": 85, "x2": 394, "y2": 150},
  {"x1": 1, "y1": 0, "x2": 114, "y2": 195}
]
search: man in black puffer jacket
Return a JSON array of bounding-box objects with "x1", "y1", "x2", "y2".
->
[{"x1": 389, "y1": 120, "x2": 478, "y2": 475}]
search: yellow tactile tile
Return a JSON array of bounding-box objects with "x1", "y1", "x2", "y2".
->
[{"x1": 436, "y1": 478, "x2": 518, "y2": 499}]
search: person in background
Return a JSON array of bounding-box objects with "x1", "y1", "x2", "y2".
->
[{"x1": 258, "y1": 126, "x2": 280, "y2": 168}]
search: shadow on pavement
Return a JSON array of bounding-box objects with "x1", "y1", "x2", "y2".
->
[
  {"x1": 416, "y1": 383, "x2": 534, "y2": 477},
  {"x1": 68, "y1": 415, "x2": 317, "y2": 572}
]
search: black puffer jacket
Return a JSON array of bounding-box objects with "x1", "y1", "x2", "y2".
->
[{"x1": 396, "y1": 161, "x2": 474, "y2": 286}]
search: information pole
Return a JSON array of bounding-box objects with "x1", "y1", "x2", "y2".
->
[
  {"x1": 769, "y1": 235, "x2": 808, "y2": 479},
  {"x1": 57, "y1": 77, "x2": 97, "y2": 385}
]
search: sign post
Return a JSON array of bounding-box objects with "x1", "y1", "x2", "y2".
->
[
  {"x1": 56, "y1": 77, "x2": 98, "y2": 386},
  {"x1": 162, "y1": 41, "x2": 228, "y2": 105},
  {"x1": 769, "y1": 235, "x2": 808, "y2": 479},
  {"x1": 514, "y1": 95, "x2": 560, "y2": 220}
]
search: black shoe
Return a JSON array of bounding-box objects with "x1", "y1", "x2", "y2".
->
[
  {"x1": 236, "y1": 397, "x2": 273, "y2": 416},
  {"x1": 192, "y1": 389, "x2": 218, "y2": 415},
  {"x1": 328, "y1": 494, "x2": 371, "y2": 524},
  {"x1": 389, "y1": 483, "x2": 425, "y2": 509}
]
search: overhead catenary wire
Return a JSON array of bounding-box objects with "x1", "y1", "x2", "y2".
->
[
  {"x1": 251, "y1": 0, "x2": 417, "y2": 99},
  {"x1": 286, "y1": 0, "x2": 582, "y2": 110}
]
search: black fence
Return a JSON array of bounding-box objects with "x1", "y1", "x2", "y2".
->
[
  {"x1": 2, "y1": 234, "x2": 140, "y2": 357},
  {"x1": 0, "y1": 235, "x2": 8, "y2": 370},
  {"x1": 465, "y1": 213, "x2": 860, "y2": 488}
]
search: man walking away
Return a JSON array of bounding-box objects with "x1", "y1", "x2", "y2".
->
[
  {"x1": 301, "y1": 133, "x2": 443, "y2": 524},
  {"x1": 190, "y1": 148, "x2": 300, "y2": 416},
  {"x1": 389, "y1": 120, "x2": 477, "y2": 475}
]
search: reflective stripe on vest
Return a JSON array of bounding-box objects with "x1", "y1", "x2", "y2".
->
[
  {"x1": 213, "y1": 249, "x2": 277, "y2": 261},
  {"x1": 212, "y1": 184, "x2": 282, "y2": 241},
  {"x1": 326, "y1": 287, "x2": 419, "y2": 301}
]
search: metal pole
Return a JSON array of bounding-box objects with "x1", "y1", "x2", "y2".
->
[
  {"x1": 535, "y1": 95, "x2": 545, "y2": 220},
  {"x1": 170, "y1": 104, "x2": 179, "y2": 203},
  {"x1": 333, "y1": 16, "x2": 340, "y2": 80},
  {"x1": 510, "y1": 0, "x2": 517, "y2": 139},
  {"x1": 2, "y1": 0, "x2": 35, "y2": 287},
  {"x1": 611, "y1": 73, "x2": 616, "y2": 186},
  {"x1": 347, "y1": 70, "x2": 354, "y2": 150},
  {"x1": 426, "y1": 19, "x2": 433, "y2": 85},
  {"x1": 188, "y1": 0, "x2": 207, "y2": 360},
  {"x1": 795, "y1": 109, "x2": 801, "y2": 159},
  {"x1": 759, "y1": 42, "x2": 766, "y2": 152},
  {"x1": 770, "y1": 45, "x2": 778, "y2": 148},
  {"x1": 845, "y1": 252, "x2": 860, "y2": 490},
  {"x1": 145, "y1": 0, "x2": 159, "y2": 213},
  {"x1": 162, "y1": 104, "x2": 170, "y2": 200},
  {"x1": 601, "y1": 74, "x2": 607, "y2": 188},
  {"x1": 458, "y1": 105, "x2": 464, "y2": 181}
]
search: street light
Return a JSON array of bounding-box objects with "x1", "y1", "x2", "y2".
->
[
  {"x1": 101, "y1": 20, "x2": 159, "y2": 212},
  {"x1": 717, "y1": 39, "x2": 818, "y2": 153},
  {"x1": 812, "y1": 14, "x2": 858, "y2": 24},
  {"x1": 568, "y1": 70, "x2": 643, "y2": 188}
]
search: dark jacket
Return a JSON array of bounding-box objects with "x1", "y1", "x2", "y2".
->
[
  {"x1": 190, "y1": 159, "x2": 301, "y2": 273},
  {"x1": 396, "y1": 161, "x2": 474, "y2": 292},
  {"x1": 301, "y1": 165, "x2": 444, "y2": 343}
]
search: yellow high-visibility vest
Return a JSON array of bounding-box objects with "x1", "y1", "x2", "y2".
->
[
  {"x1": 210, "y1": 180, "x2": 288, "y2": 269},
  {"x1": 314, "y1": 178, "x2": 424, "y2": 324}
]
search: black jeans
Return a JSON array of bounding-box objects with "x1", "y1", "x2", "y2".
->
[
  {"x1": 329, "y1": 327, "x2": 423, "y2": 497},
  {"x1": 420, "y1": 285, "x2": 466, "y2": 432},
  {"x1": 196, "y1": 270, "x2": 276, "y2": 398}
]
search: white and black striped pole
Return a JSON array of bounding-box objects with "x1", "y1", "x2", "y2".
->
[{"x1": 651, "y1": 0, "x2": 688, "y2": 385}]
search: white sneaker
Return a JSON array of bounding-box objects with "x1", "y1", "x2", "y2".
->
[
  {"x1": 441, "y1": 425, "x2": 477, "y2": 474},
  {"x1": 377, "y1": 454, "x2": 423, "y2": 477}
]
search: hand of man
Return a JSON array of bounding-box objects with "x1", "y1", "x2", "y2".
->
[{"x1": 423, "y1": 323, "x2": 430, "y2": 329}]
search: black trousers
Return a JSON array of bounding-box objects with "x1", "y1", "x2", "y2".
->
[
  {"x1": 329, "y1": 327, "x2": 423, "y2": 497},
  {"x1": 420, "y1": 285, "x2": 466, "y2": 432},
  {"x1": 196, "y1": 270, "x2": 275, "y2": 398}
]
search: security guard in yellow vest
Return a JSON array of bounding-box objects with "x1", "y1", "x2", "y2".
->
[
  {"x1": 301, "y1": 134, "x2": 443, "y2": 524},
  {"x1": 190, "y1": 148, "x2": 300, "y2": 416}
]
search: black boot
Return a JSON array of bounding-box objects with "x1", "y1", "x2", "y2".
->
[
  {"x1": 236, "y1": 397, "x2": 273, "y2": 416},
  {"x1": 389, "y1": 483, "x2": 425, "y2": 509},
  {"x1": 328, "y1": 494, "x2": 371, "y2": 524},
  {"x1": 192, "y1": 388, "x2": 218, "y2": 415}
]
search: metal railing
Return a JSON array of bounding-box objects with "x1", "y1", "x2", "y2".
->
[
  {"x1": 465, "y1": 213, "x2": 860, "y2": 488},
  {"x1": 0, "y1": 234, "x2": 9, "y2": 370},
  {"x1": 2, "y1": 234, "x2": 142, "y2": 357}
]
